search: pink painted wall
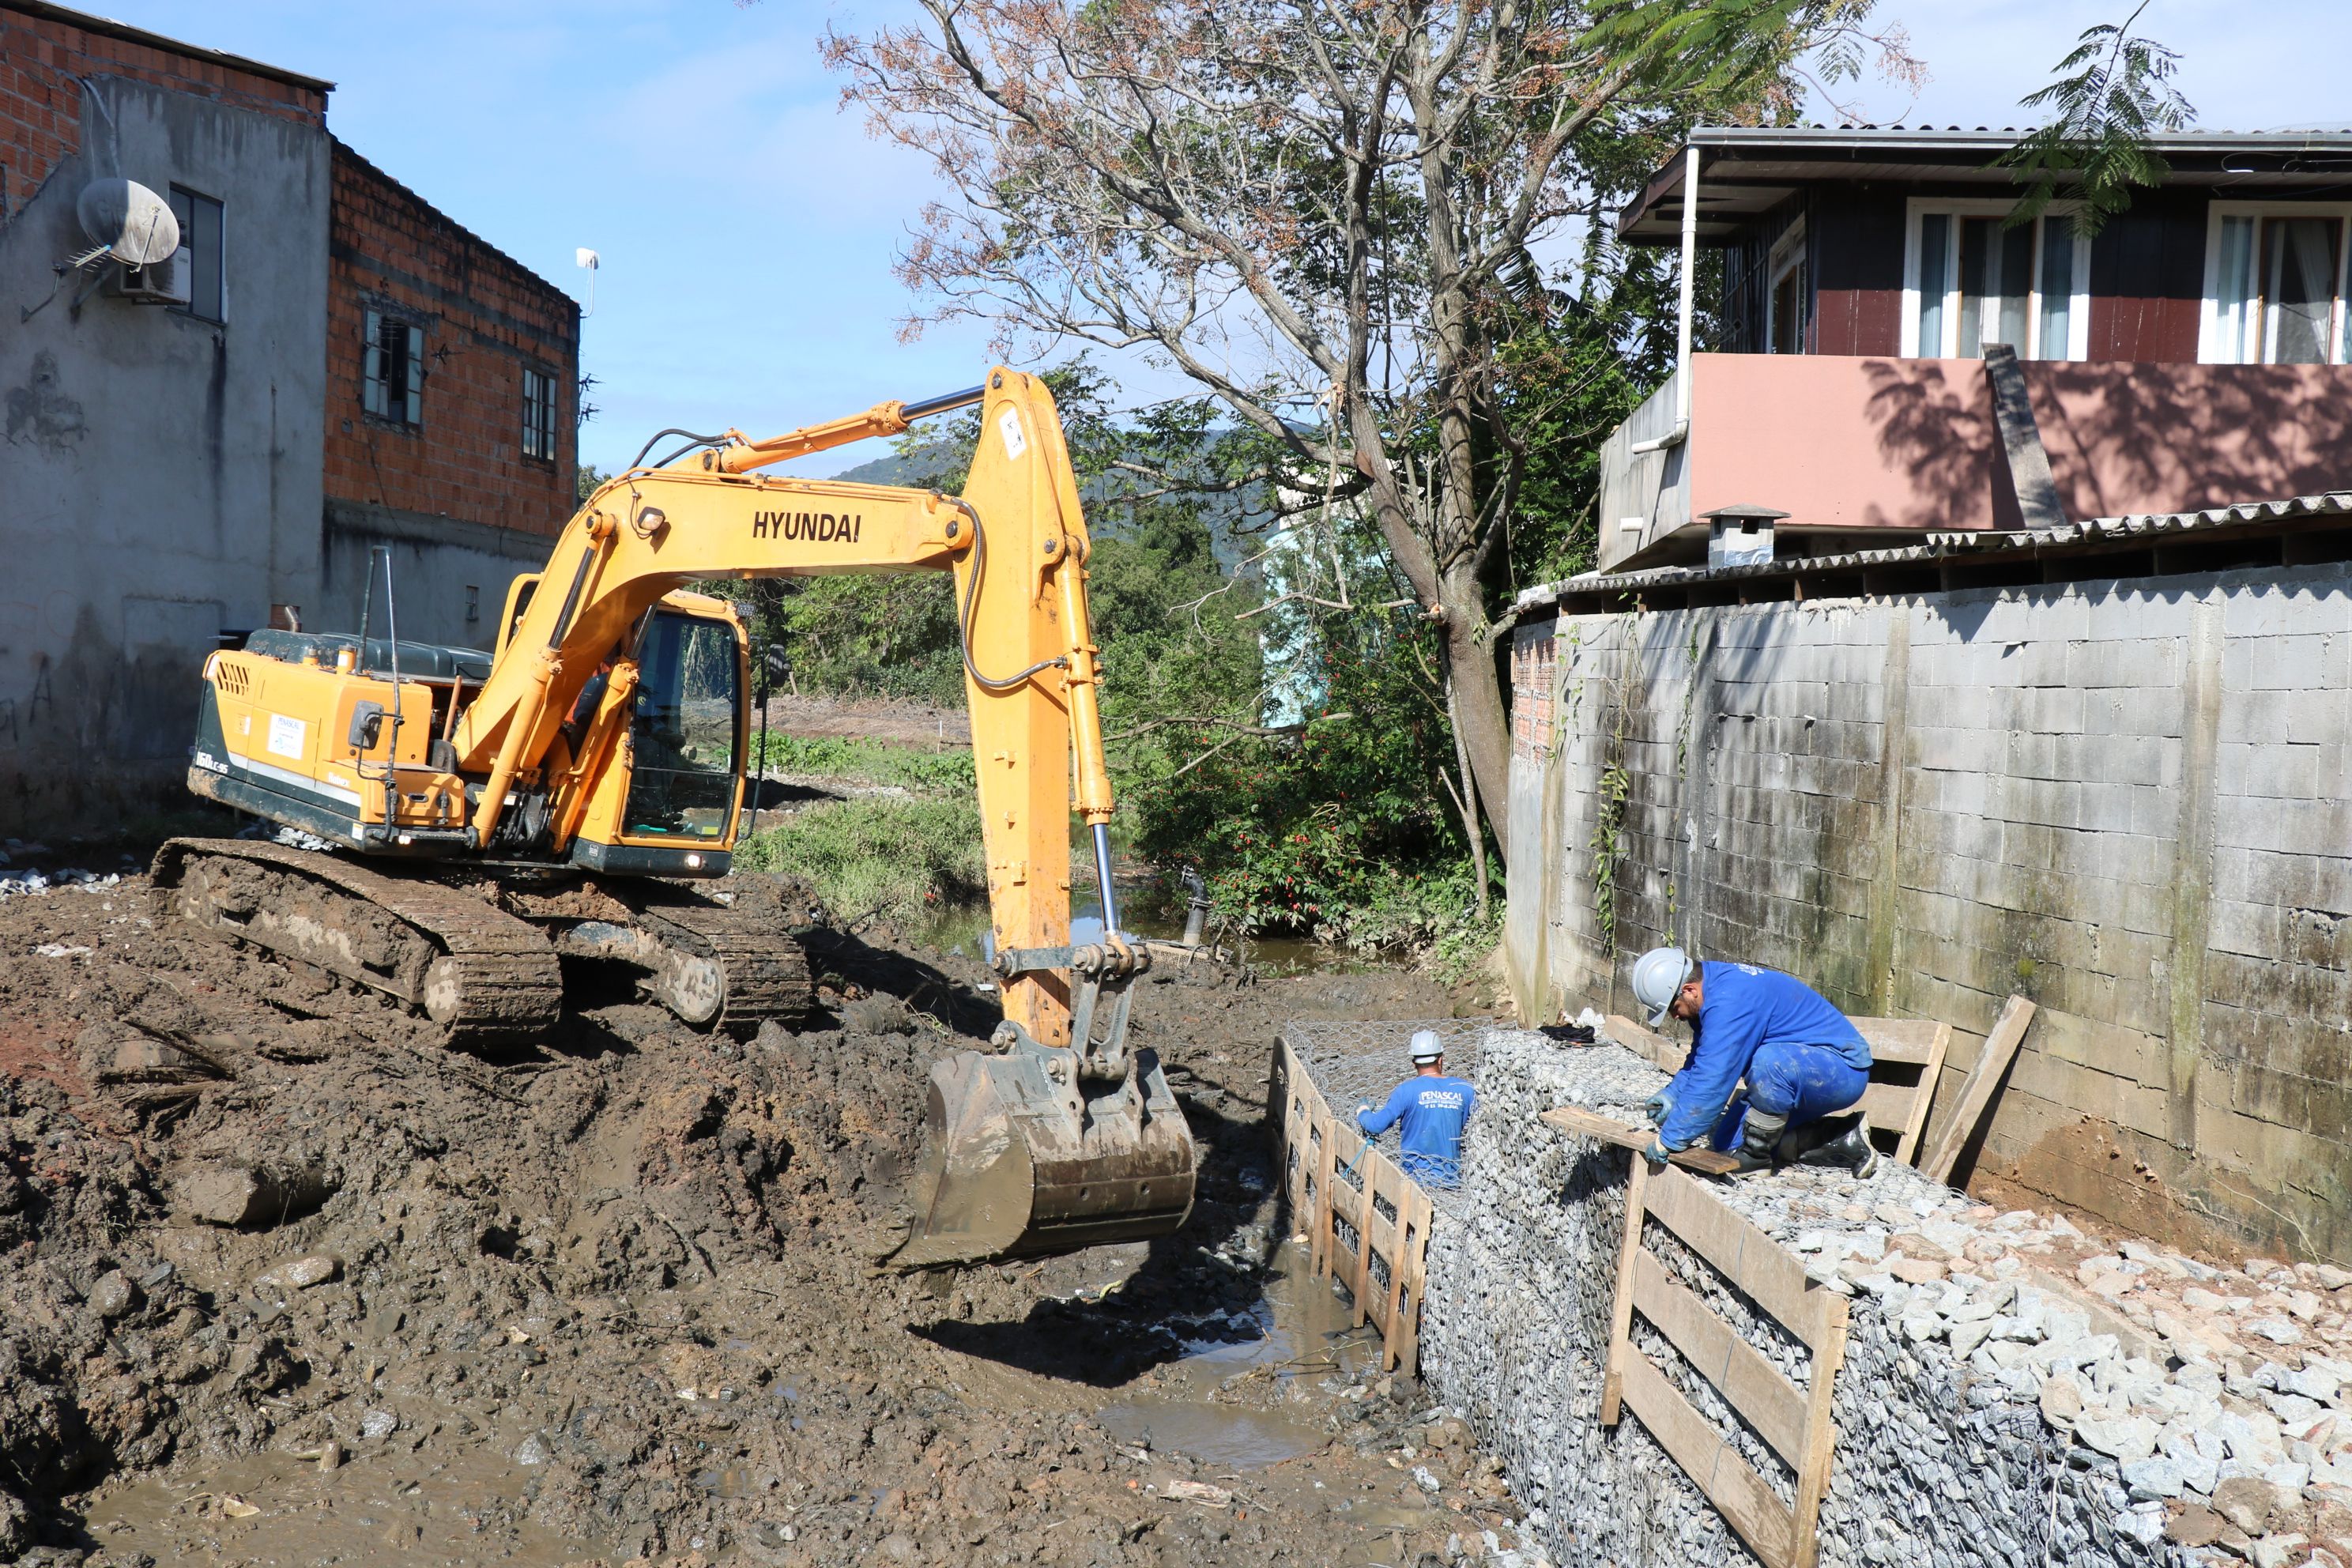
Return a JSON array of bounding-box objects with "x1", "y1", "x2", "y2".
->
[{"x1": 1687, "y1": 354, "x2": 2352, "y2": 535}]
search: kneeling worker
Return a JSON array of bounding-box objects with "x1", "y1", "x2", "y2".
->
[
  {"x1": 1629, "y1": 948, "x2": 1879, "y2": 1177},
  {"x1": 1357, "y1": 1030, "x2": 1476, "y2": 1187}
]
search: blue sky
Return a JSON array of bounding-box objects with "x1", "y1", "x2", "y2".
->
[{"x1": 89, "y1": 1, "x2": 2352, "y2": 476}]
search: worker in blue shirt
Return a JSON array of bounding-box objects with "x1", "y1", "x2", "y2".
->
[
  {"x1": 1357, "y1": 1030, "x2": 1476, "y2": 1188},
  {"x1": 1627, "y1": 948, "x2": 1879, "y2": 1178}
]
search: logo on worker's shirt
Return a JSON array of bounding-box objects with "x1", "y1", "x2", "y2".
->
[
  {"x1": 1418, "y1": 1089, "x2": 1464, "y2": 1110},
  {"x1": 752, "y1": 511, "x2": 863, "y2": 543}
]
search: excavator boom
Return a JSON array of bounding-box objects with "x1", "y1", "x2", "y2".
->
[{"x1": 167, "y1": 369, "x2": 1195, "y2": 1268}]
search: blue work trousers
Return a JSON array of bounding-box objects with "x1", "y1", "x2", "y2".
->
[{"x1": 1706, "y1": 1040, "x2": 1871, "y2": 1152}]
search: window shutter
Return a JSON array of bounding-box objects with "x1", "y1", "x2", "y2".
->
[{"x1": 404, "y1": 324, "x2": 424, "y2": 425}]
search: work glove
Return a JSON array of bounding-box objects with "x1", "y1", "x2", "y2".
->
[
  {"x1": 1642, "y1": 1137, "x2": 1672, "y2": 1170},
  {"x1": 1641, "y1": 1091, "x2": 1672, "y2": 1127}
]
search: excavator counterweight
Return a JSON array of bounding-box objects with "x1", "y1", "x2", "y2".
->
[{"x1": 166, "y1": 369, "x2": 1197, "y2": 1269}]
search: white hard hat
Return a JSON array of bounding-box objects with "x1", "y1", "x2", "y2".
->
[
  {"x1": 1408, "y1": 1029, "x2": 1444, "y2": 1064},
  {"x1": 1630, "y1": 948, "x2": 1694, "y2": 1029}
]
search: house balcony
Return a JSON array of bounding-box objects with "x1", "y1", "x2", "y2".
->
[{"x1": 1598, "y1": 353, "x2": 2352, "y2": 573}]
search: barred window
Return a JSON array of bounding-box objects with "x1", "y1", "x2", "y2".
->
[
  {"x1": 522, "y1": 368, "x2": 557, "y2": 462},
  {"x1": 362, "y1": 309, "x2": 423, "y2": 426}
]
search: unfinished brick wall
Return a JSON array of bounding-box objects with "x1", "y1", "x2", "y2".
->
[
  {"x1": 1506, "y1": 564, "x2": 2352, "y2": 1264},
  {"x1": 0, "y1": 4, "x2": 324, "y2": 216},
  {"x1": 324, "y1": 140, "x2": 578, "y2": 538}
]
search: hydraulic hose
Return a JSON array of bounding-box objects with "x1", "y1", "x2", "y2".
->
[{"x1": 946, "y1": 499, "x2": 1067, "y2": 694}]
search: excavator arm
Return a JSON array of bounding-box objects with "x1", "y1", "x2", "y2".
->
[
  {"x1": 450, "y1": 369, "x2": 1189, "y2": 1263},
  {"x1": 447, "y1": 369, "x2": 1126, "y2": 1056}
]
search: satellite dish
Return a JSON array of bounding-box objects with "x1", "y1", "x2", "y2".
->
[{"x1": 74, "y1": 179, "x2": 179, "y2": 267}]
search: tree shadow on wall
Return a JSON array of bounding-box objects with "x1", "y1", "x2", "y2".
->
[
  {"x1": 2031, "y1": 361, "x2": 2352, "y2": 519},
  {"x1": 1859, "y1": 357, "x2": 2352, "y2": 531},
  {"x1": 1857, "y1": 360, "x2": 2018, "y2": 533}
]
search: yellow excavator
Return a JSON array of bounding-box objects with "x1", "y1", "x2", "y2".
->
[{"x1": 156, "y1": 369, "x2": 1194, "y2": 1268}]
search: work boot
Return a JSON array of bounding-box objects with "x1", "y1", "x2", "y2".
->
[
  {"x1": 1723, "y1": 1109, "x2": 1787, "y2": 1175},
  {"x1": 1783, "y1": 1113, "x2": 1882, "y2": 1178}
]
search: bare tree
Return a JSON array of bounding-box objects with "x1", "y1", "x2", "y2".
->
[{"x1": 826, "y1": 0, "x2": 1901, "y2": 872}]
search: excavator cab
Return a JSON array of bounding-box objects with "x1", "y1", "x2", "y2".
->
[{"x1": 620, "y1": 609, "x2": 744, "y2": 843}]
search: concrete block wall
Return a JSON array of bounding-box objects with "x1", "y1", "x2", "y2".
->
[
  {"x1": 1504, "y1": 560, "x2": 2352, "y2": 1265},
  {"x1": 323, "y1": 141, "x2": 579, "y2": 541}
]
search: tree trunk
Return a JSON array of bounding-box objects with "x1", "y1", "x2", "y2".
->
[{"x1": 1438, "y1": 559, "x2": 1513, "y2": 876}]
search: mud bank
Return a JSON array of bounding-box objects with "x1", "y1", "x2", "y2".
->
[{"x1": 0, "y1": 867, "x2": 1522, "y2": 1566}]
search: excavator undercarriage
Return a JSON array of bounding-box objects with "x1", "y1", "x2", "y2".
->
[{"x1": 152, "y1": 837, "x2": 813, "y2": 1045}]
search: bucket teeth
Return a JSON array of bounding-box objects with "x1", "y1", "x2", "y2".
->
[{"x1": 888, "y1": 1031, "x2": 1196, "y2": 1270}]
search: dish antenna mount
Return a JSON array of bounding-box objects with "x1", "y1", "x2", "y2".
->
[{"x1": 70, "y1": 178, "x2": 179, "y2": 270}]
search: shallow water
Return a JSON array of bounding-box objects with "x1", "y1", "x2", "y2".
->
[
  {"x1": 1092, "y1": 1241, "x2": 1378, "y2": 1470},
  {"x1": 81, "y1": 1447, "x2": 607, "y2": 1566}
]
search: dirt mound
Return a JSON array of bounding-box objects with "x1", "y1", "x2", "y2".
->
[{"x1": 0, "y1": 867, "x2": 1513, "y2": 1567}]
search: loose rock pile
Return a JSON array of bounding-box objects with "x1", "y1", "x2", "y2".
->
[{"x1": 1421, "y1": 1030, "x2": 2352, "y2": 1568}]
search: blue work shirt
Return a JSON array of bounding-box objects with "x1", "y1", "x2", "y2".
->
[
  {"x1": 1359, "y1": 1074, "x2": 1477, "y2": 1185},
  {"x1": 1657, "y1": 963, "x2": 1870, "y2": 1151}
]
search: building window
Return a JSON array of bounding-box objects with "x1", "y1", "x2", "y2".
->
[
  {"x1": 1766, "y1": 220, "x2": 1807, "y2": 354},
  {"x1": 2201, "y1": 205, "x2": 2352, "y2": 365},
  {"x1": 1903, "y1": 201, "x2": 2090, "y2": 360},
  {"x1": 522, "y1": 367, "x2": 557, "y2": 462},
  {"x1": 168, "y1": 185, "x2": 223, "y2": 322},
  {"x1": 363, "y1": 309, "x2": 424, "y2": 426}
]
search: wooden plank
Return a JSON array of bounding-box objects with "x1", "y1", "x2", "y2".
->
[
  {"x1": 1921, "y1": 995, "x2": 2038, "y2": 1185},
  {"x1": 1892, "y1": 1022, "x2": 1951, "y2": 1167},
  {"x1": 1644, "y1": 1167, "x2": 1818, "y2": 1338},
  {"x1": 1619, "y1": 1350, "x2": 1800, "y2": 1568},
  {"x1": 1538, "y1": 1106, "x2": 1743, "y2": 1176},
  {"x1": 1597, "y1": 1152, "x2": 1649, "y2": 1426},
  {"x1": 1280, "y1": 1043, "x2": 1310, "y2": 1208},
  {"x1": 1849, "y1": 1017, "x2": 1946, "y2": 1065},
  {"x1": 1605, "y1": 1013, "x2": 1686, "y2": 1072},
  {"x1": 1631, "y1": 1250, "x2": 1810, "y2": 1468},
  {"x1": 1396, "y1": 1182, "x2": 1432, "y2": 1374},
  {"x1": 1790, "y1": 1289, "x2": 1853, "y2": 1568},
  {"x1": 1308, "y1": 1103, "x2": 1337, "y2": 1281},
  {"x1": 1344, "y1": 1131, "x2": 1377, "y2": 1325},
  {"x1": 1356, "y1": 1152, "x2": 1396, "y2": 1330},
  {"x1": 1855, "y1": 1080, "x2": 1920, "y2": 1129}
]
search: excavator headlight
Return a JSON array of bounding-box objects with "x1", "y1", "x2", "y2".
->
[{"x1": 684, "y1": 853, "x2": 703, "y2": 869}]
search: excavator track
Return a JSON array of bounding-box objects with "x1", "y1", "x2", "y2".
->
[
  {"x1": 152, "y1": 838, "x2": 563, "y2": 1046},
  {"x1": 621, "y1": 886, "x2": 815, "y2": 1034}
]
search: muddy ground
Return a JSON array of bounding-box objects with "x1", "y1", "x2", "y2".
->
[{"x1": 0, "y1": 860, "x2": 1521, "y2": 1567}]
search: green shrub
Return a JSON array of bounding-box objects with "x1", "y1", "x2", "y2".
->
[
  {"x1": 737, "y1": 795, "x2": 986, "y2": 926},
  {"x1": 752, "y1": 732, "x2": 975, "y2": 793}
]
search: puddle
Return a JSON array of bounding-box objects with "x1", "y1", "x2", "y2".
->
[
  {"x1": 1095, "y1": 1395, "x2": 1325, "y2": 1468},
  {"x1": 80, "y1": 1447, "x2": 608, "y2": 1566},
  {"x1": 1094, "y1": 1242, "x2": 1378, "y2": 1470}
]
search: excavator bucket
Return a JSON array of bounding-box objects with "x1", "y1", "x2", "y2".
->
[{"x1": 888, "y1": 1031, "x2": 1196, "y2": 1269}]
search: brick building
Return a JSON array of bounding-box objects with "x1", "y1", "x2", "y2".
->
[
  {"x1": 315, "y1": 141, "x2": 580, "y2": 643},
  {"x1": 0, "y1": 0, "x2": 579, "y2": 830}
]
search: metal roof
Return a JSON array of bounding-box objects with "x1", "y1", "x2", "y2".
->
[
  {"x1": 1512, "y1": 492, "x2": 2352, "y2": 615},
  {"x1": 1619, "y1": 126, "x2": 2352, "y2": 243}
]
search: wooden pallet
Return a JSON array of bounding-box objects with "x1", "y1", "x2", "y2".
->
[
  {"x1": 1591, "y1": 1146, "x2": 1850, "y2": 1568},
  {"x1": 1276, "y1": 1038, "x2": 1438, "y2": 1375}
]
